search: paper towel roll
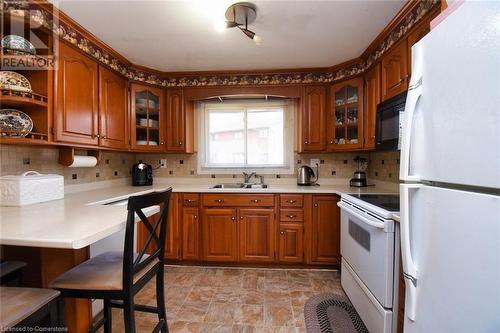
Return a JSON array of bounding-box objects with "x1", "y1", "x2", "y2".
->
[{"x1": 68, "y1": 155, "x2": 98, "y2": 168}]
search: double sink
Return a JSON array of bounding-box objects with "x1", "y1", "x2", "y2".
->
[{"x1": 210, "y1": 183, "x2": 268, "y2": 189}]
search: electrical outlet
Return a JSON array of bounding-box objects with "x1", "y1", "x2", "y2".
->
[
  {"x1": 310, "y1": 158, "x2": 320, "y2": 167},
  {"x1": 159, "y1": 159, "x2": 167, "y2": 168}
]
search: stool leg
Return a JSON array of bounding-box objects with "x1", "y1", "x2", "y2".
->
[
  {"x1": 57, "y1": 297, "x2": 65, "y2": 328},
  {"x1": 156, "y1": 268, "x2": 168, "y2": 333},
  {"x1": 103, "y1": 299, "x2": 112, "y2": 333},
  {"x1": 49, "y1": 298, "x2": 58, "y2": 327},
  {"x1": 123, "y1": 296, "x2": 136, "y2": 333}
]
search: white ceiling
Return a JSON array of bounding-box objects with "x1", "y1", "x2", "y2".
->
[{"x1": 54, "y1": 0, "x2": 405, "y2": 72}]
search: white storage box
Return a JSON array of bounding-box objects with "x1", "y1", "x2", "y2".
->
[{"x1": 0, "y1": 171, "x2": 64, "y2": 206}]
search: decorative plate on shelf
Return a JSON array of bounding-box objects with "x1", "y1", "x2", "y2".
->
[
  {"x1": 0, "y1": 109, "x2": 33, "y2": 137},
  {"x1": 0, "y1": 71, "x2": 33, "y2": 92},
  {"x1": 1, "y1": 35, "x2": 36, "y2": 55}
]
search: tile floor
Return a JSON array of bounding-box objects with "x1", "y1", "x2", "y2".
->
[{"x1": 98, "y1": 265, "x2": 343, "y2": 333}]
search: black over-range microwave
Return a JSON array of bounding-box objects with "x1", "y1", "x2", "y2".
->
[{"x1": 375, "y1": 91, "x2": 407, "y2": 151}]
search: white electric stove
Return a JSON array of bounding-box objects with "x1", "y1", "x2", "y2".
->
[{"x1": 338, "y1": 193, "x2": 401, "y2": 333}]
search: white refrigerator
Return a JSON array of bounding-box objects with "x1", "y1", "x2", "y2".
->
[{"x1": 400, "y1": 1, "x2": 500, "y2": 333}]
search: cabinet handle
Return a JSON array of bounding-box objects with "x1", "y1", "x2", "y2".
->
[
  {"x1": 102, "y1": 135, "x2": 106, "y2": 139},
  {"x1": 330, "y1": 140, "x2": 334, "y2": 144},
  {"x1": 187, "y1": 199, "x2": 192, "y2": 203},
  {"x1": 288, "y1": 215, "x2": 297, "y2": 218},
  {"x1": 160, "y1": 142, "x2": 164, "y2": 145},
  {"x1": 251, "y1": 199, "x2": 261, "y2": 203},
  {"x1": 96, "y1": 134, "x2": 100, "y2": 139},
  {"x1": 231, "y1": 216, "x2": 236, "y2": 221},
  {"x1": 178, "y1": 141, "x2": 182, "y2": 145},
  {"x1": 305, "y1": 140, "x2": 308, "y2": 144},
  {"x1": 287, "y1": 200, "x2": 296, "y2": 204},
  {"x1": 194, "y1": 215, "x2": 197, "y2": 219},
  {"x1": 240, "y1": 216, "x2": 244, "y2": 220},
  {"x1": 280, "y1": 231, "x2": 284, "y2": 235},
  {"x1": 314, "y1": 203, "x2": 318, "y2": 207},
  {"x1": 216, "y1": 199, "x2": 224, "y2": 203}
]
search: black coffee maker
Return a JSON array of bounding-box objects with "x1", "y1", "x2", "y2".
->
[{"x1": 132, "y1": 162, "x2": 153, "y2": 186}]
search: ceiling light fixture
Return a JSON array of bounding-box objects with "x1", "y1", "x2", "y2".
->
[{"x1": 223, "y1": 2, "x2": 262, "y2": 45}]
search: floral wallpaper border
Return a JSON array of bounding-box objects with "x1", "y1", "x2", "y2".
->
[{"x1": 4, "y1": 0, "x2": 438, "y2": 87}]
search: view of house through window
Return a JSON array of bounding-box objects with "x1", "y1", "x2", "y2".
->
[{"x1": 199, "y1": 99, "x2": 293, "y2": 171}]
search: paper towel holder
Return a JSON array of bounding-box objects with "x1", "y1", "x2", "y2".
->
[{"x1": 58, "y1": 147, "x2": 102, "y2": 167}]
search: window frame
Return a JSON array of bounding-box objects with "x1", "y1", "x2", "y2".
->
[{"x1": 197, "y1": 99, "x2": 295, "y2": 174}]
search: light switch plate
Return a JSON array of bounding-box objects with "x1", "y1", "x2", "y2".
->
[
  {"x1": 159, "y1": 159, "x2": 167, "y2": 168},
  {"x1": 310, "y1": 158, "x2": 320, "y2": 167}
]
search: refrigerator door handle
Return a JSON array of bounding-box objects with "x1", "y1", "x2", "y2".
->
[
  {"x1": 400, "y1": 183, "x2": 422, "y2": 321},
  {"x1": 400, "y1": 41, "x2": 424, "y2": 182}
]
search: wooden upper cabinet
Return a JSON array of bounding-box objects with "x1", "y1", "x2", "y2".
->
[
  {"x1": 300, "y1": 85, "x2": 326, "y2": 151},
  {"x1": 278, "y1": 223, "x2": 304, "y2": 263},
  {"x1": 130, "y1": 83, "x2": 165, "y2": 151},
  {"x1": 55, "y1": 42, "x2": 99, "y2": 145},
  {"x1": 381, "y1": 40, "x2": 408, "y2": 101},
  {"x1": 98, "y1": 66, "x2": 128, "y2": 149},
  {"x1": 182, "y1": 207, "x2": 199, "y2": 260},
  {"x1": 364, "y1": 63, "x2": 381, "y2": 150},
  {"x1": 202, "y1": 208, "x2": 238, "y2": 262},
  {"x1": 309, "y1": 195, "x2": 340, "y2": 265},
  {"x1": 328, "y1": 78, "x2": 364, "y2": 151},
  {"x1": 166, "y1": 89, "x2": 185, "y2": 152},
  {"x1": 238, "y1": 208, "x2": 275, "y2": 262}
]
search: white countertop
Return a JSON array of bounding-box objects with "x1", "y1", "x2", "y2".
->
[{"x1": 0, "y1": 178, "x2": 398, "y2": 250}]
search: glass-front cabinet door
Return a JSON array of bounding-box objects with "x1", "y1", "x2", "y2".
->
[
  {"x1": 328, "y1": 77, "x2": 364, "y2": 151},
  {"x1": 130, "y1": 84, "x2": 165, "y2": 151}
]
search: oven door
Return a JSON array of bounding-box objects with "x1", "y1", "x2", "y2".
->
[{"x1": 338, "y1": 200, "x2": 395, "y2": 308}]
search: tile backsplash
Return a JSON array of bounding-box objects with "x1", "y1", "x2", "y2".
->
[
  {"x1": 0, "y1": 145, "x2": 134, "y2": 185},
  {"x1": 136, "y1": 151, "x2": 400, "y2": 184},
  {"x1": 0, "y1": 144, "x2": 400, "y2": 186},
  {"x1": 367, "y1": 151, "x2": 400, "y2": 183}
]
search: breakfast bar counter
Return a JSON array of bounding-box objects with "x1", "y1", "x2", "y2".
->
[
  {"x1": 0, "y1": 178, "x2": 398, "y2": 249},
  {"x1": 0, "y1": 178, "x2": 398, "y2": 333}
]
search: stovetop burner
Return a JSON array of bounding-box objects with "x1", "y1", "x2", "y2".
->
[{"x1": 351, "y1": 194, "x2": 400, "y2": 212}]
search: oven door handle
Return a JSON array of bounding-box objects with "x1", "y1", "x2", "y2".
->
[{"x1": 337, "y1": 201, "x2": 385, "y2": 229}]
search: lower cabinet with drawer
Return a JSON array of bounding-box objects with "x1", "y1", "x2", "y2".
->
[
  {"x1": 308, "y1": 195, "x2": 341, "y2": 265},
  {"x1": 182, "y1": 206, "x2": 199, "y2": 260},
  {"x1": 201, "y1": 194, "x2": 276, "y2": 262},
  {"x1": 153, "y1": 192, "x2": 341, "y2": 267},
  {"x1": 278, "y1": 223, "x2": 304, "y2": 263},
  {"x1": 201, "y1": 208, "x2": 238, "y2": 262}
]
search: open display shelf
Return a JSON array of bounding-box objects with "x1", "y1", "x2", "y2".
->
[{"x1": 1, "y1": 9, "x2": 54, "y2": 145}]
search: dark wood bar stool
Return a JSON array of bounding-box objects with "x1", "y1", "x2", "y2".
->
[
  {"x1": 50, "y1": 188, "x2": 172, "y2": 333},
  {"x1": 0, "y1": 287, "x2": 64, "y2": 329}
]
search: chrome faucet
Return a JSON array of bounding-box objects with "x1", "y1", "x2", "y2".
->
[{"x1": 243, "y1": 171, "x2": 256, "y2": 183}]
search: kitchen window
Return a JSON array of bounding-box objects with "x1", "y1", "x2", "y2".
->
[{"x1": 197, "y1": 99, "x2": 295, "y2": 174}]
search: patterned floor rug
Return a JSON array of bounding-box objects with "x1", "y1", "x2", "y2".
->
[{"x1": 304, "y1": 293, "x2": 369, "y2": 333}]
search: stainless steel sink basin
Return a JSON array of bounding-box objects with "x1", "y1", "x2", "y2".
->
[
  {"x1": 210, "y1": 183, "x2": 268, "y2": 189},
  {"x1": 210, "y1": 183, "x2": 246, "y2": 189},
  {"x1": 246, "y1": 183, "x2": 268, "y2": 188}
]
